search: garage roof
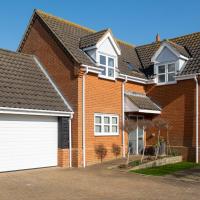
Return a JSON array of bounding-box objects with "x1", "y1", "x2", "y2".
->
[{"x1": 0, "y1": 48, "x2": 72, "y2": 113}]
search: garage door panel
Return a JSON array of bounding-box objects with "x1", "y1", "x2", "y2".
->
[{"x1": 0, "y1": 114, "x2": 58, "y2": 172}]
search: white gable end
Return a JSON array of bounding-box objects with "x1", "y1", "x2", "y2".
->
[
  {"x1": 156, "y1": 46, "x2": 178, "y2": 63},
  {"x1": 98, "y1": 37, "x2": 117, "y2": 56}
]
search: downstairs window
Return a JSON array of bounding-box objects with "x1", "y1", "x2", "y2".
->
[{"x1": 94, "y1": 113, "x2": 119, "y2": 136}]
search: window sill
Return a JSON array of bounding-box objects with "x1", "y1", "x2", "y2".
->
[
  {"x1": 156, "y1": 81, "x2": 177, "y2": 86},
  {"x1": 98, "y1": 75, "x2": 116, "y2": 81},
  {"x1": 94, "y1": 133, "x2": 119, "y2": 137}
]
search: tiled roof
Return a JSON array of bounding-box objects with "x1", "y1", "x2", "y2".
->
[
  {"x1": 0, "y1": 48, "x2": 71, "y2": 112},
  {"x1": 136, "y1": 32, "x2": 200, "y2": 77},
  {"x1": 79, "y1": 29, "x2": 109, "y2": 49},
  {"x1": 164, "y1": 40, "x2": 190, "y2": 58},
  {"x1": 19, "y1": 10, "x2": 200, "y2": 80},
  {"x1": 34, "y1": 10, "x2": 146, "y2": 79},
  {"x1": 126, "y1": 92, "x2": 161, "y2": 111}
]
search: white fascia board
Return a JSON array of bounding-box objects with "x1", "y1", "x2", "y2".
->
[
  {"x1": 118, "y1": 73, "x2": 153, "y2": 84},
  {"x1": 81, "y1": 65, "x2": 154, "y2": 85},
  {"x1": 33, "y1": 56, "x2": 73, "y2": 112},
  {"x1": 180, "y1": 55, "x2": 189, "y2": 61},
  {"x1": 138, "y1": 109, "x2": 161, "y2": 114},
  {"x1": 175, "y1": 74, "x2": 197, "y2": 81},
  {"x1": 96, "y1": 32, "x2": 121, "y2": 55},
  {"x1": 81, "y1": 64, "x2": 104, "y2": 74},
  {"x1": 0, "y1": 107, "x2": 73, "y2": 117}
]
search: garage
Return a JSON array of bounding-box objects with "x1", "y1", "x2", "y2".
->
[
  {"x1": 0, "y1": 114, "x2": 58, "y2": 172},
  {"x1": 0, "y1": 49, "x2": 72, "y2": 172}
]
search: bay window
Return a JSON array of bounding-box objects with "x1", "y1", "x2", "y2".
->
[
  {"x1": 99, "y1": 54, "x2": 116, "y2": 79},
  {"x1": 157, "y1": 63, "x2": 176, "y2": 84},
  {"x1": 94, "y1": 114, "x2": 119, "y2": 136}
]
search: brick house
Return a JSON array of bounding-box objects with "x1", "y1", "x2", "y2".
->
[{"x1": 18, "y1": 9, "x2": 200, "y2": 167}]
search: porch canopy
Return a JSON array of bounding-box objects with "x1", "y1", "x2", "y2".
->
[{"x1": 124, "y1": 92, "x2": 161, "y2": 114}]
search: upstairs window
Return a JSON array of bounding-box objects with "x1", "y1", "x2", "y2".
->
[
  {"x1": 157, "y1": 63, "x2": 176, "y2": 84},
  {"x1": 99, "y1": 54, "x2": 115, "y2": 79}
]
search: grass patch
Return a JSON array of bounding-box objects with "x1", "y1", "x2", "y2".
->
[
  {"x1": 130, "y1": 162, "x2": 200, "y2": 176},
  {"x1": 129, "y1": 160, "x2": 141, "y2": 167}
]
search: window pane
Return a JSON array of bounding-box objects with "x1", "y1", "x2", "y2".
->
[
  {"x1": 158, "y1": 65, "x2": 165, "y2": 74},
  {"x1": 108, "y1": 57, "x2": 114, "y2": 67},
  {"x1": 100, "y1": 55, "x2": 106, "y2": 65},
  {"x1": 112, "y1": 117, "x2": 117, "y2": 124},
  {"x1": 129, "y1": 115, "x2": 137, "y2": 121},
  {"x1": 95, "y1": 116, "x2": 101, "y2": 124},
  {"x1": 108, "y1": 68, "x2": 114, "y2": 77},
  {"x1": 168, "y1": 73, "x2": 175, "y2": 82},
  {"x1": 158, "y1": 74, "x2": 165, "y2": 83},
  {"x1": 138, "y1": 116, "x2": 143, "y2": 120},
  {"x1": 104, "y1": 117, "x2": 110, "y2": 124},
  {"x1": 168, "y1": 63, "x2": 175, "y2": 72},
  {"x1": 95, "y1": 125, "x2": 101, "y2": 133},
  {"x1": 101, "y1": 66, "x2": 106, "y2": 76},
  {"x1": 104, "y1": 125, "x2": 110, "y2": 132},
  {"x1": 112, "y1": 126, "x2": 117, "y2": 133}
]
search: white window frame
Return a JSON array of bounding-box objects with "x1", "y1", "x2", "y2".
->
[
  {"x1": 94, "y1": 113, "x2": 119, "y2": 136},
  {"x1": 98, "y1": 53, "x2": 117, "y2": 80},
  {"x1": 156, "y1": 62, "x2": 177, "y2": 85}
]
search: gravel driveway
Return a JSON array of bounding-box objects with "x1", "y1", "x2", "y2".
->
[{"x1": 0, "y1": 161, "x2": 200, "y2": 200}]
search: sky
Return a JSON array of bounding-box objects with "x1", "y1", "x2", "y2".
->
[{"x1": 1, "y1": 0, "x2": 200, "y2": 51}]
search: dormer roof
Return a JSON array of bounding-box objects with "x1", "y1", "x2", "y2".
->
[{"x1": 80, "y1": 29, "x2": 121, "y2": 55}]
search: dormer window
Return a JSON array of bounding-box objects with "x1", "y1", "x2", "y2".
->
[
  {"x1": 99, "y1": 54, "x2": 115, "y2": 78},
  {"x1": 80, "y1": 29, "x2": 121, "y2": 80},
  {"x1": 151, "y1": 40, "x2": 189, "y2": 85},
  {"x1": 157, "y1": 63, "x2": 176, "y2": 84}
]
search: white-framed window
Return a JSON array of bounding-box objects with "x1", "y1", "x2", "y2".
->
[
  {"x1": 99, "y1": 54, "x2": 116, "y2": 79},
  {"x1": 157, "y1": 63, "x2": 176, "y2": 84},
  {"x1": 94, "y1": 113, "x2": 119, "y2": 136}
]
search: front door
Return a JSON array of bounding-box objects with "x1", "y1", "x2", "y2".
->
[{"x1": 128, "y1": 115, "x2": 144, "y2": 155}]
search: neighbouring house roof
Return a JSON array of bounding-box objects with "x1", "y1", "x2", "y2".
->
[
  {"x1": 136, "y1": 32, "x2": 200, "y2": 77},
  {"x1": 125, "y1": 92, "x2": 161, "y2": 112},
  {"x1": 18, "y1": 10, "x2": 200, "y2": 80},
  {"x1": 0, "y1": 48, "x2": 72, "y2": 112}
]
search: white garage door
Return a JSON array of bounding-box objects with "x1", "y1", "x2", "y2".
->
[{"x1": 0, "y1": 114, "x2": 58, "y2": 172}]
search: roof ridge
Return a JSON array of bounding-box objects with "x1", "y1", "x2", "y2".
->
[
  {"x1": 36, "y1": 9, "x2": 95, "y2": 33},
  {"x1": 136, "y1": 31, "x2": 200, "y2": 48},
  {"x1": 0, "y1": 48, "x2": 33, "y2": 57}
]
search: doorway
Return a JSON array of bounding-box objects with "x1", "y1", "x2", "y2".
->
[{"x1": 128, "y1": 115, "x2": 144, "y2": 155}]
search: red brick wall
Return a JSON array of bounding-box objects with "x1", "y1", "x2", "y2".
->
[
  {"x1": 146, "y1": 79, "x2": 200, "y2": 161},
  {"x1": 58, "y1": 149, "x2": 69, "y2": 167},
  {"x1": 83, "y1": 75, "x2": 146, "y2": 165}
]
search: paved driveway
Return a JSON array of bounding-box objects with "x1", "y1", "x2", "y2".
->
[{"x1": 0, "y1": 162, "x2": 200, "y2": 200}]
